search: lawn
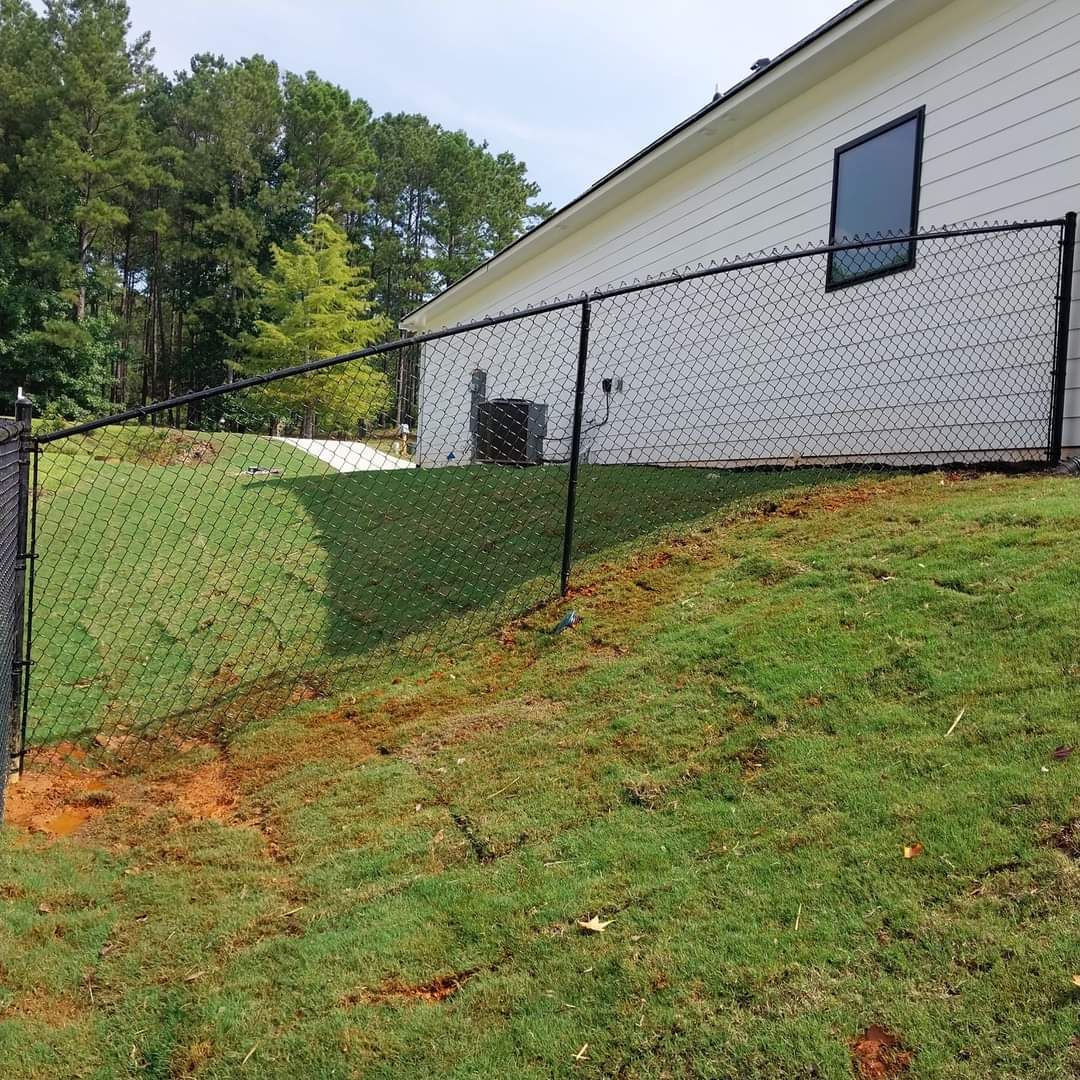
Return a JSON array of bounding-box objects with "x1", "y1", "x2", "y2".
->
[
  {"x1": 27, "y1": 424, "x2": 830, "y2": 750},
  {"x1": 1, "y1": 469, "x2": 1078, "y2": 1078}
]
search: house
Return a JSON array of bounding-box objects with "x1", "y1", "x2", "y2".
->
[{"x1": 400, "y1": 0, "x2": 1080, "y2": 468}]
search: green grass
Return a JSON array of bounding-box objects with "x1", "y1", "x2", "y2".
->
[
  {"x1": 2, "y1": 471, "x2": 1078, "y2": 1077},
  {"x1": 28, "y1": 424, "x2": 829, "y2": 747}
]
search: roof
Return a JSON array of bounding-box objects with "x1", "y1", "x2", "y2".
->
[{"x1": 401, "y1": 0, "x2": 949, "y2": 331}]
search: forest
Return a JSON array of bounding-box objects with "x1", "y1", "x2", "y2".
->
[{"x1": 0, "y1": 0, "x2": 553, "y2": 424}]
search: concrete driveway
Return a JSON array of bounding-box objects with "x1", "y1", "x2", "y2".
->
[{"x1": 272, "y1": 438, "x2": 412, "y2": 473}]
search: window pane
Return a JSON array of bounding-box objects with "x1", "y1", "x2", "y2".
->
[{"x1": 830, "y1": 116, "x2": 920, "y2": 284}]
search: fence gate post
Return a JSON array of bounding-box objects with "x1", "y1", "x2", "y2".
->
[
  {"x1": 1050, "y1": 211, "x2": 1077, "y2": 464},
  {"x1": 560, "y1": 300, "x2": 591, "y2": 596},
  {"x1": 1, "y1": 394, "x2": 31, "y2": 822}
]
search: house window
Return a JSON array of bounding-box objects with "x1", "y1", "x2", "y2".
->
[{"x1": 827, "y1": 107, "x2": 925, "y2": 289}]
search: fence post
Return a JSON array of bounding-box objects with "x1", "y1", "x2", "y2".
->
[
  {"x1": 1050, "y1": 211, "x2": 1077, "y2": 464},
  {"x1": 2, "y1": 394, "x2": 32, "y2": 820},
  {"x1": 560, "y1": 300, "x2": 591, "y2": 596}
]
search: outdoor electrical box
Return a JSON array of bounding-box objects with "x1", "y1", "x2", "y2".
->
[{"x1": 474, "y1": 398, "x2": 547, "y2": 464}]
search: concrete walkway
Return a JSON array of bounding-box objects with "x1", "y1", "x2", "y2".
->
[{"x1": 272, "y1": 437, "x2": 412, "y2": 473}]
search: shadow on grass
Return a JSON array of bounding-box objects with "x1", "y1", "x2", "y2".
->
[
  {"x1": 30, "y1": 461, "x2": 837, "y2": 762},
  {"x1": 284, "y1": 463, "x2": 833, "y2": 661}
]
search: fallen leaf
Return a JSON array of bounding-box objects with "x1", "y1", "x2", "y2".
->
[
  {"x1": 578, "y1": 915, "x2": 612, "y2": 934},
  {"x1": 1052, "y1": 745, "x2": 1074, "y2": 760},
  {"x1": 903, "y1": 843, "x2": 924, "y2": 860},
  {"x1": 37, "y1": 902, "x2": 52, "y2": 915},
  {"x1": 1072, "y1": 975, "x2": 1080, "y2": 989}
]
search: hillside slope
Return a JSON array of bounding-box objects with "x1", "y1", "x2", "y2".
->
[{"x1": 2, "y1": 471, "x2": 1079, "y2": 1079}]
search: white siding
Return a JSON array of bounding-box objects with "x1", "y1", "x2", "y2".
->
[{"x1": 415, "y1": 0, "x2": 1080, "y2": 466}]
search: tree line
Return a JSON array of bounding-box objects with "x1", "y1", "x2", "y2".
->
[{"x1": 0, "y1": 0, "x2": 552, "y2": 424}]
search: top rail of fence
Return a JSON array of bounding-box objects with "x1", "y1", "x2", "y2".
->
[{"x1": 35, "y1": 218, "x2": 1069, "y2": 445}]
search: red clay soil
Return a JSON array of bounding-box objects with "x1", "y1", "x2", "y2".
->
[
  {"x1": 851, "y1": 1025, "x2": 914, "y2": 1078},
  {"x1": 346, "y1": 970, "x2": 477, "y2": 1006},
  {"x1": 5, "y1": 746, "x2": 241, "y2": 840}
]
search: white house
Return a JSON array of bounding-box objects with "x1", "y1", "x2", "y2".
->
[{"x1": 400, "y1": 0, "x2": 1080, "y2": 468}]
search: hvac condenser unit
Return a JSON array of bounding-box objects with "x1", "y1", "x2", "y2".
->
[{"x1": 474, "y1": 398, "x2": 547, "y2": 464}]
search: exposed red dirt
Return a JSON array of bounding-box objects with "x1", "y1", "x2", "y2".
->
[
  {"x1": 764, "y1": 484, "x2": 879, "y2": 519},
  {"x1": 851, "y1": 1025, "x2": 914, "y2": 1078},
  {"x1": 345, "y1": 970, "x2": 476, "y2": 1006},
  {"x1": 6, "y1": 746, "x2": 243, "y2": 840}
]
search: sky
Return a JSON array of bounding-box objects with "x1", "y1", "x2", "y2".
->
[{"x1": 123, "y1": 0, "x2": 844, "y2": 210}]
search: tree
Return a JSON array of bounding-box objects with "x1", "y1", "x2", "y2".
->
[
  {"x1": 153, "y1": 53, "x2": 285, "y2": 407},
  {"x1": 365, "y1": 113, "x2": 553, "y2": 324},
  {"x1": 239, "y1": 216, "x2": 391, "y2": 436},
  {"x1": 283, "y1": 72, "x2": 374, "y2": 226},
  {"x1": 29, "y1": 0, "x2": 153, "y2": 322},
  {"x1": 0, "y1": 0, "x2": 134, "y2": 413},
  {"x1": 0, "y1": 2, "x2": 553, "y2": 418}
]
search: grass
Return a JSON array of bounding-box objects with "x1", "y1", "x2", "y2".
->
[
  {"x1": 1, "y1": 469, "x2": 1078, "y2": 1078},
  {"x1": 28, "y1": 424, "x2": 829, "y2": 748}
]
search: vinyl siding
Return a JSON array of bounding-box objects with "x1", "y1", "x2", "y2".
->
[{"x1": 415, "y1": 0, "x2": 1080, "y2": 464}]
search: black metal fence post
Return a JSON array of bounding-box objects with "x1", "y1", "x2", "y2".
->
[
  {"x1": 560, "y1": 300, "x2": 591, "y2": 596},
  {"x1": 12, "y1": 395, "x2": 32, "y2": 767},
  {"x1": 1050, "y1": 211, "x2": 1077, "y2": 464},
  {"x1": 1, "y1": 394, "x2": 32, "y2": 819}
]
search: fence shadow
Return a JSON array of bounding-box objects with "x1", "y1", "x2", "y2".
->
[{"x1": 283, "y1": 462, "x2": 833, "y2": 663}]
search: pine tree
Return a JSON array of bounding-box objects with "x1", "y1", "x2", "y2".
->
[
  {"x1": 283, "y1": 72, "x2": 374, "y2": 226},
  {"x1": 29, "y1": 0, "x2": 153, "y2": 322}
]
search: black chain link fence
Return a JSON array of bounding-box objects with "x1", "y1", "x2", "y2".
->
[
  {"x1": 0, "y1": 410, "x2": 29, "y2": 815},
  {"x1": 13, "y1": 219, "x2": 1075, "y2": 772}
]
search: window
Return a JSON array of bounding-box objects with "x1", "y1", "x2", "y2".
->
[{"x1": 827, "y1": 107, "x2": 925, "y2": 289}]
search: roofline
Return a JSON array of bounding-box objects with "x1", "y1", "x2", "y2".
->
[{"x1": 401, "y1": 0, "x2": 881, "y2": 329}]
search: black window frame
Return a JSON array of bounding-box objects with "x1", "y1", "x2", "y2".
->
[{"x1": 826, "y1": 105, "x2": 926, "y2": 291}]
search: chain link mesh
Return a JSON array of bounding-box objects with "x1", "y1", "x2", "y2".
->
[{"x1": 21, "y1": 222, "x2": 1068, "y2": 766}]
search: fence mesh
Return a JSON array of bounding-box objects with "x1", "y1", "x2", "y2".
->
[{"x1": 21, "y1": 221, "x2": 1070, "y2": 766}]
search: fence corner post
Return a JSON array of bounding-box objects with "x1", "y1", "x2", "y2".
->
[
  {"x1": 1050, "y1": 211, "x2": 1077, "y2": 465},
  {"x1": 560, "y1": 300, "x2": 591, "y2": 596},
  {"x1": 1, "y1": 393, "x2": 31, "y2": 820}
]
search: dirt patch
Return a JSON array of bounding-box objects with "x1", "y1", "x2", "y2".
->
[
  {"x1": 1, "y1": 989, "x2": 88, "y2": 1027},
  {"x1": 6, "y1": 746, "x2": 243, "y2": 840},
  {"x1": 623, "y1": 778, "x2": 667, "y2": 809},
  {"x1": 765, "y1": 484, "x2": 879, "y2": 519},
  {"x1": 164, "y1": 761, "x2": 239, "y2": 822},
  {"x1": 1047, "y1": 819, "x2": 1080, "y2": 859},
  {"x1": 346, "y1": 970, "x2": 477, "y2": 1006},
  {"x1": 4, "y1": 750, "x2": 114, "y2": 838},
  {"x1": 851, "y1": 1025, "x2": 914, "y2": 1078},
  {"x1": 734, "y1": 742, "x2": 769, "y2": 780}
]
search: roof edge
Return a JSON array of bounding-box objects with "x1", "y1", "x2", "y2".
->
[{"x1": 401, "y1": 0, "x2": 925, "y2": 330}]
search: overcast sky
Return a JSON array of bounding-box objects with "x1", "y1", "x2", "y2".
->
[{"x1": 123, "y1": 0, "x2": 844, "y2": 210}]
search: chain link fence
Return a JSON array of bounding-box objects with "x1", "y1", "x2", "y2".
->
[{"x1": 10, "y1": 218, "x2": 1076, "y2": 776}]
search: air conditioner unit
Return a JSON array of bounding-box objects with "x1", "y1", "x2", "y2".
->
[{"x1": 474, "y1": 398, "x2": 547, "y2": 464}]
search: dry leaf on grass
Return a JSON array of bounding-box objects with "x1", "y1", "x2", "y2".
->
[
  {"x1": 1052, "y1": 745, "x2": 1074, "y2": 760},
  {"x1": 903, "y1": 843, "x2": 924, "y2": 860},
  {"x1": 1071, "y1": 975, "x2": 1080, "y2": 989},
  {"x1": 577, "y1": 915, "x2": 612, "y2": 934}
]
